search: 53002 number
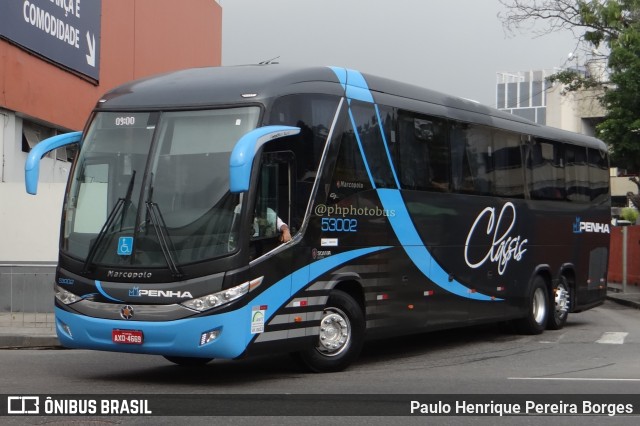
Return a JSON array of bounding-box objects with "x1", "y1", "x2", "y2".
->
[{"x1": 321, "y1": 218, "x2": 358, "y2": 233}]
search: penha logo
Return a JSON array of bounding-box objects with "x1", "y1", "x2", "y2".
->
[
  {"x1": 128, "y1": 286, "x2": 192, "y2": 299},
  {"x1": 573, "y1": 217, "x2": 610, "y2": 234}
]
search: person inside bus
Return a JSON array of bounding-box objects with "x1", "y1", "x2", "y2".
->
[
  {"x1": 253, "y1": 207, "x2": 292, "y2": 243},
  {"x1": 232, "y1": 200, "x2": 291, "y2": 242}
]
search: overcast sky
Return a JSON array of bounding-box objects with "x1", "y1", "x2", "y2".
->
[{"x1": 220, "y1": 0, "x2": 580, "y2": 107}]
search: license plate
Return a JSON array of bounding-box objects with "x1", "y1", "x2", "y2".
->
[{"x1": 112, "y1": 329, "x2": 143, "y2": 345}]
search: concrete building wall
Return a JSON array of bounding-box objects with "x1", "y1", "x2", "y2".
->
[
  {"x1": 0, "y1": 0, "x2": 222, "y2": 314},
  {"x1": 1, "y1": 0, "x2": 222, "y2": 131},
  {"x1": 545, "y1": 83, "x2": 605, "y2": 136}
]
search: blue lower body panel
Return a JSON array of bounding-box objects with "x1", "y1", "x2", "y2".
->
[{"x1": 55, "y1": 307, "x2": 252, "y2": 359}]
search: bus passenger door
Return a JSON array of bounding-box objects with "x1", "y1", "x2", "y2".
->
[{"x1": 249, "y1": 152, "x2": 295, "y2": 258}]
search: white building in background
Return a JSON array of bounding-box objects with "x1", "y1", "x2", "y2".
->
[
  {"x1": 496, "y1": 60, "x2": 636, "y2": 210},
  {"x1": 496, "y1": 60, "x2": 608, "y2": 134},
  {"x1": 496, "y1": 69, "x2": 558, "y2": 125}
]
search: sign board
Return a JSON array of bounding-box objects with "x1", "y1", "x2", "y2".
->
[{"x1": 0, "y1": 0, "x2": 101, "y2": 80}]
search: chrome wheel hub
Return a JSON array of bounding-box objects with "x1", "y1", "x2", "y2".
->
[
  {"x1": 317, "y1": 308, "x2": 350, "y2": 356},
  {"x1": 532, "y1": 287, "x2": 547, "y2": 325},
  {"x1": 555, "y1": 285, "x2": 569, "y2": 316}
]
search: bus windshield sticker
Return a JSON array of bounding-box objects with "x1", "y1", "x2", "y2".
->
[
  {"x1": 117, "y1": 236, "x2": 133, "y2": 256},
  {"x1": 464, "y1": 202, "x2": 528, "y2": 276}
]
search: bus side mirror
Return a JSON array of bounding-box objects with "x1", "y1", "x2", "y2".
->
[
  {"x1": 229, "y1": 125, "x2": 300, "y2": 193},
  {"x1": 25, "y1": 131, "x2": 82, "y2": 195}
]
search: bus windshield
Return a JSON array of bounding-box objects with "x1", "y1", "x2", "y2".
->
[{"x1": 62, "y1": 107, "x2": 261, "y2": 268}]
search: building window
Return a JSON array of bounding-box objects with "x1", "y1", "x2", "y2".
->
[{"x1": 21, "y1": 119, "x2": 77, "y2": 162}]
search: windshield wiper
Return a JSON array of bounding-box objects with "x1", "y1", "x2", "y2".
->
[
  {"x1": 144, "y1": 200, "x2": 183, "y2": 279},
  {"x1": 82, "y1": 171, "x2": 136, "y2": 275}
]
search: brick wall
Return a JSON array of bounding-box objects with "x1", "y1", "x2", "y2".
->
[{"x1": 608, "y1": 226, "x2": 640, "y2": 285}]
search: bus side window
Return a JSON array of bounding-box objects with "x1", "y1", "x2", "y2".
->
[
  {"x1": 463, "y1": 125, "x2": 493, "y2": 195},
  {"x1": 450, "y1": 123, "x2": 475, "y2": 193},
  {"x1": 588, "y1": 147, "x2": 609, "y2": 203},
  {"x1": 326, "y1": 124, "x2": 373, "y2": 204},
  {"x1": 395, "y1": 111, "x2": 450, "y2": 192},
  {"x1": 492, "y1": 130, "x2": 524, "y2": 198},
  {"x1": 525, "y1": 138, "x2": 565, "y2": 201},
  {"x1": 565, "y1": 145, "x2": 590, "y2": 202}
]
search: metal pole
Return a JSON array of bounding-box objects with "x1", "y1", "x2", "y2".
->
[{"x1": 622, "y1": 226, "x2": 628, "y2": 293}]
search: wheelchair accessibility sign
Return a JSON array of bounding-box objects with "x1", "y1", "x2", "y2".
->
[{"x1": 118, "y1": 237, "x2": 134, "y2": 256}]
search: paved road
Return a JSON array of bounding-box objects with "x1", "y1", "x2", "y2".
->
[{"x1": 0, "y1": 301, "x2": 639, "y2": 424}]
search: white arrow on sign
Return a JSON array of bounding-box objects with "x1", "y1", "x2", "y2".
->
[{"x1": 86, "y1": 31, "x2": 96, "y2": 67}]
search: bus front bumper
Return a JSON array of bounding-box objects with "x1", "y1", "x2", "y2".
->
[{"x1": 54, "y1": 307, "x2": 254, "y2": 359}]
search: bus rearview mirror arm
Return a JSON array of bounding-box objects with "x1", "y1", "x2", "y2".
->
[
  {"x1": 229, "y1": 125, "x2": 300, "y2": 193},
  {"x1": 25, "y1": 131, "x2": 82, "y2": 195}
]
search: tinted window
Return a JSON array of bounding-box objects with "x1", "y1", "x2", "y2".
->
[
  {"x1": 588, "y1": 148, "x2": 609, "y2": 203},
  {"x1": 565, "y1": 145, "x2": 590, "y2": 202},
  {"x1": 326, "y1": 112, "x2": 374, "y2": 204},
  {"x1": 450, "y1": 122, "x2": 475, "y2": 193},
  {"x1": 268, "y1": 94, "x2": 341, "y2": 225},
  {"x1": 492, "y1": 130, "x2": 524, "y2": 198},
  {"x1": 524, "y1": 138, "x2": 565, "y2": 200},
  {"x1": 395, "y1": 111, "x2": 450, "y2": 192},
  {"x1": 450, "y1": 124, "x2": 493, "y2": 195},
  {"x1": 349, "y1": 101, "x2": 396, "y2": 189}
]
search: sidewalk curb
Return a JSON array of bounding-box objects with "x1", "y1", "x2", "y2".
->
[
  {"x1": 0, "y1": 333, "x2": 60, "y2": 349},
  {"x1": 606, "y1": 294, "x2": 640, "y2": 310}
]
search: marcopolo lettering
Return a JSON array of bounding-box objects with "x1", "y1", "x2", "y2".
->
[
  {"x1": 107, "y1": 270, "x2": 153, "y2": 279},
  {"x1": 336, "y1": 180, "x2": 364, "y2": 189}
]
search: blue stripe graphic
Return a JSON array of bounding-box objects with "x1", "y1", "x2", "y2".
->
[
  {"x1": 328, "y1": 66, "x2": 499, "y2": 302},
  {"x1": 94, "y1": 280, "x2": 123, "y2": 302},
  {"x1": 377, "y1": 189, "x2": 496, "y2": 301},
  {"x1": 329, "y1": 66, "x2": 374, "y2": 103},
  {"x1": 56, "y1": 246, "x2": 390, "y2": 359},
  {"x1": 258, "y1": 246, "x2": 390, "y2": 323}
]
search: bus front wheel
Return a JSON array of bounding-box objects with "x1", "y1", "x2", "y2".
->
[
  {"x1": 515, "y1": 276, "x2": 549, "y2": 335},
  {"x1": 296, "y1": 290, "x2": 365, "y2": 373}
]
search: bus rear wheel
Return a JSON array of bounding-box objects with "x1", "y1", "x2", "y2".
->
[
  {"x1": 514, "y1": 276, "x2": 549, "y2": 335},
  {"x1": 296, "y1": 290, "x2": 365, "y2": 373},
  {"x1": 163, "y1": 356, "x2": 213, "y2": 366},
  {"x1": 547, "y1": 276, "x2": 570, "y2": 330}
]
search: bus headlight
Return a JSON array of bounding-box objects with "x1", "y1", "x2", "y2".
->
[
  {"x1": 55, "y1": 285, "x2": 82, "y2": 305},
  {"x1": 181, "y1": 277, "x2": 263, "y2": 312}
]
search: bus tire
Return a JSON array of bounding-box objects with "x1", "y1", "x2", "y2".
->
[
  {"x1": 547, "y1": 276, "x2": 570, "y2": 330},
  {"x1": 514, "y1": 276, "x2": 549, "y2": 335},
  {"x1": 163, "y1": 356, "x2": 213, "y2": 366},
  {"x1": 296, "y1": 290, "x2": 365, "y2": 373}
]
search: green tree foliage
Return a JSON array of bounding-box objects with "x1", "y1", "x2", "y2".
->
[
  {"x1": 499, "y1": 0, "x2": 640, "y2": 171},
  {"x1": 621, "y1": 207, "x2": 639, "y2": 222}
]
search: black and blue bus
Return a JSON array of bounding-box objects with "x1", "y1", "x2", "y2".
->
[{"x1": 26, "y1": 65, "x2": 610, "y2": 372}]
